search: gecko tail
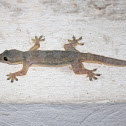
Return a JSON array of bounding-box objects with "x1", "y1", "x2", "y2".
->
[{"x1": 81, "y1": 53, "x2": 126, "y2": 67}]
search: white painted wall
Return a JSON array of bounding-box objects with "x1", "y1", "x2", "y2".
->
[{"x1": 0, "y1": 0, "x2": 126, "y2": 103}]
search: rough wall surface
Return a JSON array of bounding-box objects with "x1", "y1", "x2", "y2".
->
[
  {"x1": 0, "y1": 0, "x2": 126, "y2": 103},
  {"x1": 0, "y1": 103, "x2": 126, "y2": 126}
]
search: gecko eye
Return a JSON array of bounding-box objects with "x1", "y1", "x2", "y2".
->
[{"x1": 4, "y1": 57, "x2": 8, "y2": 61}]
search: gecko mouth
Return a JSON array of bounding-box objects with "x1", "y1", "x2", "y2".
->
[
  {"x1": 5, "y1": 61, "x2": 23, "y2": 65},
  {"x1": 0, "y1": 55, "x2": 22, "y2": 65}
]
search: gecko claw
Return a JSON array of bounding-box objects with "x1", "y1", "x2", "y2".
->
[
  {"x1": 96, "y1": 74, "x2": 101, "y2": 76},
  {"x1": 32, "y1": 35, "x2": 45, "y2": 43},
  {"x1": 6, "y1": 73, "x2": 18, "y2": 83},
  {"x1": 39, "y1": 35, "x2": 43, "y2": 39},
  {"x1": 93, "y1": 77, "x2": 98, "y2": 80},
  {"x1": 77, "y1": 42, "x2": 84, "y2": 46},
  {"x1": 35, "y1": 36, "x2": 37, "y2": 39},
  {"x1": 93, "y1": 68, "x2": 97, "y2": 71},
  {"x1": 77, "y1": 36, "x2": 82, "y2": 41},
  {"x1": 72, "y1": 35, "x2": 76, "y2": 40},
  {"x1": 68, "y1": 36, "x2": 84, "y2": 46},
  {"x1": 89, "y1": 77, "x2": 93, "y2": 81},
  {"x1": 39, "y1": 35, "x2": 45, "y2": 41},
  {"x1": 86, "y1": 69, "x2": 101, "y2": 81}
]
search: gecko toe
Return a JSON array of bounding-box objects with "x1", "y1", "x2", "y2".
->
[
  {"x1": 93, "y1": 68, "x2": 97, "y2": 71},
  {"x1": 93, "y1": 77, "x2": 98, "y2": 80},
  {"x1": 11, "y1": 80, "x2": 14, "y2": 83},
  {"x1": 72, "y1": 35, "x2": 76, "y2": 40},
  {"x1": 7, "y1": 77, "x2": 10, "y2": 80},
  {"x1": 42, "y1": 38, "x2": 45, "y2": 41},
  {"x1": 32, "y1": 39, "x2": 35, "y2": 43},
  {"x1": 78, "y1": 42, "x2": 84, "y2": 46},
  {"x1": 35, "y1": 36, "x2": 38, "y2": 39},
  {"x1": 68, "y1": 39, "x2": 72, "y2": 43},
  {"x1": 39, "y1": 35, "x2": 43, "y2": 39},
  {"x1": 6, "y1": 74, "x2": 11, "y2": 76},
  {"x1": 15, "y1": 77, "x2": 18, "y2": 81},
  {"x1": 96, "y1": 74, "x2": 101, "y2": 76},
  {"x1": 79, "y1": 36, "x2": 82, "y2": 40},
  {"x1": 89, "y1": 77, "x2": 93, "y2": 81}
]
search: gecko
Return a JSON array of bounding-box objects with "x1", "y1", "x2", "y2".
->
[{"x1": 0, "y1": 35, "x2": 126, "y2": 82}]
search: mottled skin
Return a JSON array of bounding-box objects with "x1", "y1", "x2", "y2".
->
[{"x1": 0, "y1": 35, "x2": 126, "y2": 82}]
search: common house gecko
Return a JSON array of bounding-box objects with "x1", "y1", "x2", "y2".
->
[{"x1": 0, "y1": 35, "x2": 126, "y2": 82}]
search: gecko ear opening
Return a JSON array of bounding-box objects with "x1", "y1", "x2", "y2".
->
[{"x1": 4, "y1": 57, "x2": 8, "y2": 61}]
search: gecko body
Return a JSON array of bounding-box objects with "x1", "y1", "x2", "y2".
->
[{"x1": 0, "y1": 35, "x2": 126, "y2": 82}]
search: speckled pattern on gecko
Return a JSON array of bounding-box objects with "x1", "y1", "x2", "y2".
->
[{"x1": 0, "y1": 35, "x2": 126, "y2": 82}]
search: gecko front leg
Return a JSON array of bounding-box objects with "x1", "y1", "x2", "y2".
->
[
  {"x1": 6, "y1": 62, "x2": 30, "y2": 83},
  {"x1": 64, "y1": 36, "x2": 84, "y2": 52},
  {"x1": 29, "y1": 35, "x2": 45, "y2": 51}
]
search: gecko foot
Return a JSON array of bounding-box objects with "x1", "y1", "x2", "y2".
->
[
  {"x1": 68, "y1": 36, "x2": 84, "y2": 46},
  {"x1": 6, "y1": 73, "x2": 18, "y2": 83},
  {"x1": 86, "y1": 69, "x2": 101, "y2": 81},
  {"x1": 32, "y1": 35, "x2": 45, "y2": 44}
]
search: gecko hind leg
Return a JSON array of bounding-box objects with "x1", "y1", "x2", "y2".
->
[
  {"x1": 29, "y1": 35, "x2": 45, "y2": 51},
  {"x1": 64, "y1": 36, "x2": 84, "y2": 52},
  {"x1": 71, "y1": 61, "x2": 101, "y2": 81}
]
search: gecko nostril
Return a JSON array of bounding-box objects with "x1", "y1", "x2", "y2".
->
[{"x1": 4, "y1": 57, "x2": 8, "y2": 61}]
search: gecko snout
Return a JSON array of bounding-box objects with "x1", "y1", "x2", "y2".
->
[{"x1": 0, "y1": 54, "x2": 2, "y2": 62}]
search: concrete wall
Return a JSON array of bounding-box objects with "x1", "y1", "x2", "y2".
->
[
  {"x1": 0, "y1": 0, "x2": 126, "y2": 104},
  {"x1": 0, "y1": 103, "x2": 126, "y2": 126}
]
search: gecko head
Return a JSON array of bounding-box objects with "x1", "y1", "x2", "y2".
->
[{"x1": 0, "y1": 49, "x2": 23, "y2": 64}]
